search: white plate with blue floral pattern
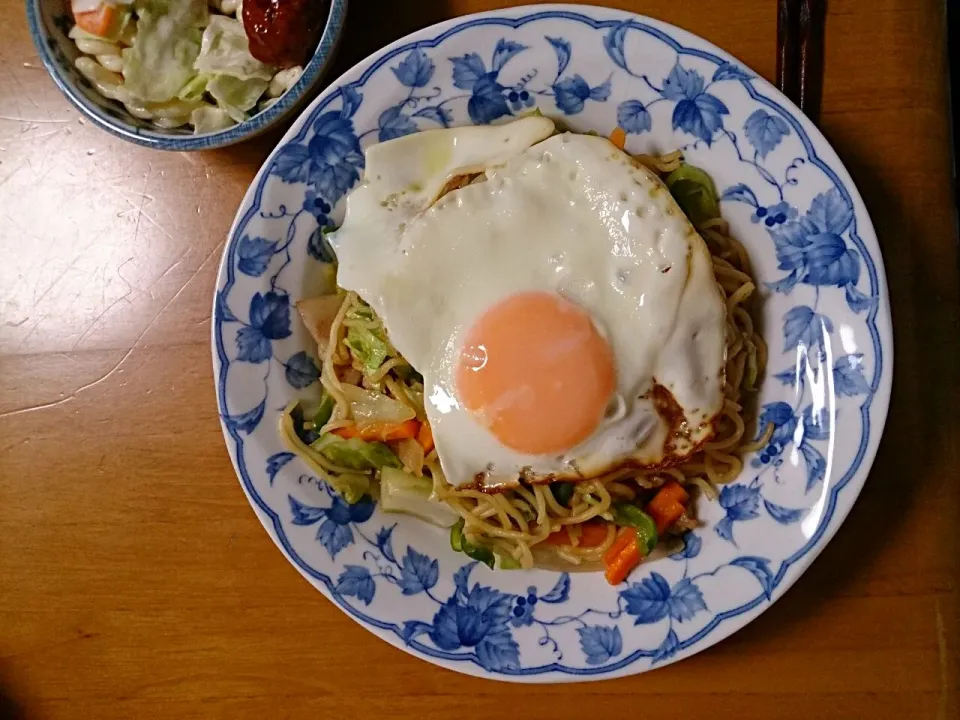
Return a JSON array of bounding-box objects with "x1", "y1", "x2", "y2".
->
[{"x1": 213, "y1": 5, "x2": 892, "y2": 681}]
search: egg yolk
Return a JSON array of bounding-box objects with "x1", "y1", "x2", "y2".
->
[{"x1": 455, "y1": 291, "x2": 616, "y2": 455}]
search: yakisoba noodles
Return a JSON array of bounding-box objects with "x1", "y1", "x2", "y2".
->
[{"x1": 280, "y1": 138, "x2": 769, "y2": 581}]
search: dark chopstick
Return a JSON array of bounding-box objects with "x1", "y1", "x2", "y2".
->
[
  {"x1": 777, "y1": 0, "x2": 825, "y2": 123},
  {"x1": 797, "y1": 0, "x2": 824, "y2": 122},
  {"x1": 776, "y1": 0, "x2": 801, "y2": 107}
]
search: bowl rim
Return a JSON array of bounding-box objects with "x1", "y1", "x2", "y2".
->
[{"x1": 25, "y1": 0, "x2": 349, "y2": 151}]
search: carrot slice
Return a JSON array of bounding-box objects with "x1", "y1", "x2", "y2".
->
[
  {"x1": 333, "y1": 419, "x2": 420, "y2": 443},
  {"x1": 601, "y1": 486, "x2": 689, "y2": 585},
  {"x1": 609, "y1": 126, "x2": 627, "y2": 150},
  {"x1": 417, "y1": 422, "x2": 434, "y2": 453},
  {"x1": 646, "y1": 480, "x2": 690, "y2": 534},
  {"x1": 604, "y1": 537, "x2": 641, "y2": 585},
  {"x1": 649, "y1": 501, "x2": 685, "y2": 535},
  {"x1": 653, "y1": 479, "x2": 690, "y2": 505},
  {"x1": 602, "y1": 527, "x2": 636, "y2": 565},
  {"x1": 544, "y1": 521, "x2": 610, "y2": 548},
  {"x1": 74, "y1": 4, "x2": 118, "y2": 37}
]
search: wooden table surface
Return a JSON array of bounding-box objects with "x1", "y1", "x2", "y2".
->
[{"x1": 2, "y1": 0, "x2": 959, "y2": 718}]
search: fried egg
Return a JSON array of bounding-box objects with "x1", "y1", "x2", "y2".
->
[{"x1": 329, "y1": 117, "x2": 726, "y2": 488}]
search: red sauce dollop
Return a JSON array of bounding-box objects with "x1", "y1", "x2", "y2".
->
[{"x1": 242, "y1": 0, "x2": 330, "y2": 68}]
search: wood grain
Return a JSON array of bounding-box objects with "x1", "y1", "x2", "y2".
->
[{"x1": 1, "y1": 0, "x2": 958, "y2": 718}]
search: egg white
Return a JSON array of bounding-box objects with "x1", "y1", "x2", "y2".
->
[{"x1": 330, "y1": 119, "x2": 726, "y2": 488}]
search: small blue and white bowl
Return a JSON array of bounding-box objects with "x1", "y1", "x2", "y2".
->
[{"x1": 25, "y1": 0, "x2": 348, "y2": 151}]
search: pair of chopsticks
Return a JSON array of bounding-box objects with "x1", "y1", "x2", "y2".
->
[{"x1": 777, "y1": 0, "x2": 825, "y2": 122}]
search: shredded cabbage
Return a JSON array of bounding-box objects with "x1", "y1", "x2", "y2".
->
[
  {"x1": 207, "y1": 74, "x2": 269, "y2": 122},
  {"x1": 665, "y1": 164, "x2": 720, "y2": 225},
  {"x1": 311, "y1": 435, "x2": 402, "y2": 472},
  {"x1": 177, "y1": 72, "x2": 209, "y2": 101},
  {"x1": 194, "y1": 15, "x2": 274, "y2": 81},
  {"x1": 189, "y1": 105, "x2": 234, "y2": 132},
  {"x1": 311, "y1": 390, "x2": 335, "y2": 429},
  {"x1": 344, "y1": 326, "x2": 390, "y2": 375},
  {"x1": 121, "y1": 0, "x2": 207, "y2": 102},
  {"x1": 343, "y1": 303, "x2": 393, "y2": 375},
  {"x1": 340, "y1": 385, "x2": 416, "y2": 426},
  {"x1": 381, "y1": 468, "x2": 459, "y2": 527},
  {"x1": 278, "y1": 405, "x2": 370, "y2": 504}
]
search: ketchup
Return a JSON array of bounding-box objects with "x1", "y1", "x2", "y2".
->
[{"x1": 242, "y1": 0, "x2": 330, "y2": 68}]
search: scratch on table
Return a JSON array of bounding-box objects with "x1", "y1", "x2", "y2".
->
[
  {"x1": 110, "y1": 173, "x2": 178, "y2": 244},
  {"x1": 16, "y1": 312, "x2": 49, "y2": 348},
  {"x1": 8, "y1": 71, "x2": 41, "y2": 112},
  {"x1": 27, "y1": 126, "x2": 73, "y2": 143},
  {"x1": 57, "y1": 352, "x2": 81, "y2": 365},
  {"x1": 31, "y1": 119, "x2": 75, "y2": 177},
  {"x1": 0, "y1": 115, "x2": 71, "y2": 124},
  {"x1": 144, "y1": 246, "x2": 192, "y2": 300},
  {"x1": 0, "y1": 239, "x2": 225, "y2": 420},
  {"x1": 0, "y1": 124, "x2": 69, "y2": 150},
  {"x1": 70, "y1": 289, "x2": 133, "y2": 350},
  {"x1": 0, "y1": 438, "x2": 30, "y2": 457},
  {"x1": 0, "y1": 73, "x2": 29, "y2": 122},
  {"x1": 130, "y1": 165, "x2": 154, "y2": 246},
  {"x1": 111, "y1": 185, "x2": 157, "y2": 208},
  {"x1": 69, "y1": 258, "x2": 138, "y2": 349},
  {"x1": 99, "y1": 261, "x2": 109, "y2": 309},
  {"x1": 28, "y1": 236, "x2": 101, "y2": 310},
  {"x1": 0, "y1": 159, "x2": 25, "y2": 192},
  {"x1": 115, "y1": 255, "x2": 137, "y2": 291}
]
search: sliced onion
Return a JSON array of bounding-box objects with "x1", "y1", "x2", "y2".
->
[
  {"x1": 341, "y1": 384, "x2": 416, "y2": 426},
  {"x1": 395, "y1": 438, "x2": 424, "y2": 476},
  {"x1": 296, "y1": 294, "x2": 344, "y2": 357}
]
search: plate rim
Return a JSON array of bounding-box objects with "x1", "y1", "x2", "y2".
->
[{"x1": 212, "y1": 3, "x2": 894, "y2": 682}]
